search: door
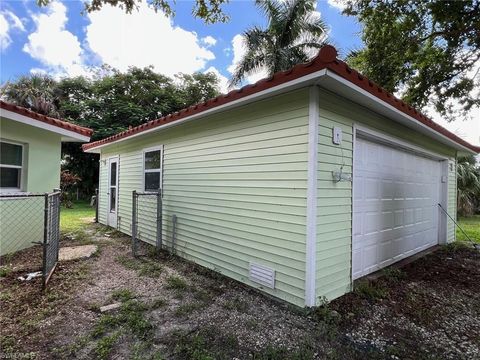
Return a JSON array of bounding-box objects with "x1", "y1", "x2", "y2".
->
[
  {"x1": 352, "y1": 137, "x2": 441, "y2": 279},
  {"x1": 107, "y1": 157, "x2": 119, "y2": 228}
]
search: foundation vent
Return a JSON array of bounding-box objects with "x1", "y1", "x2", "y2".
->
[{"x1": 249, "y1": 262, "x2": 275, "y2": 289}]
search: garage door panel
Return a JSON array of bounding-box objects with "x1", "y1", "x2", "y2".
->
[{"x1": 353, "y1": 137, "x2": 441, "y2": 279}]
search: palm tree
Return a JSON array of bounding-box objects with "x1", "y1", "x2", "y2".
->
[
  {"x1": 457, "y1": 155, "x2": 480, "y2": 216},
  {"x1": 229, "y1": 0, "x2": 328, "y2": 87},
  {"x1": 1, "y1": 74, "x2": 59, "y2": 116}
]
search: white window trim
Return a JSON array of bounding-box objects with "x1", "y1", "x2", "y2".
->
[
  {"x1": 142, "y1": 145, "x2": 163, "y2": 194},
  {"x1": 0, "y1": 139, "x2": 26, "y2": 193}
]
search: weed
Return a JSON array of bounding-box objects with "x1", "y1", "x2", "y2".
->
[
  {"x1": 444, "y1": 241, "x2": 470, "y2": 254},
  {"x1": 0, "y1": 267, "x2": 11, "y2": 277},
  {"x1": 355, "y1": 280, "x2": 388, "y2": 300},
  {"x1": 166, "y1": 275, "x2": 188, "y2": 291},
  {"x1": 116, "y1": 255, "x2": 141, "y2": 269},
  {"x1": 138, "y1": 261, "x2": 163, "y2": 278},
  {"x1": 174, "y1": 303, "x2": 204, "y2": 317},
  {"x1": 111, "y1": 288, "x2": 135, "y2": 302},
  {"x1": 94, "y1": 331, "x2": 121, "y2": 360},
  {"x1": 116, "y1": 256, "x2": 163, "y2": 278},
  {"x1": 382, "y1": 267, "x2": 406, "y2": 282},
  {"x1": 149, "y1": 298, "x2": 167, "y2": 310},
  {"x1": 193, "y1": 289, "x2": 212, "y2": 302},
  {"x1": 223, "y1": 297, "x2": 248, "y2": 312}
]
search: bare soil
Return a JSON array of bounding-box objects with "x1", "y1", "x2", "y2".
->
[{"x1": 1, "y1": 224, "x2": 479, "y2": 360}]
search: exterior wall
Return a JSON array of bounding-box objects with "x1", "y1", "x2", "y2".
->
[
  {"x1": 447, "y1": 159, "x2": 457, "y2": 242},
  {"x1": 98, "y1": 89, "x2": 310, "y2": 306},
  {"x1": 0, "y1": 117, "x2": 62, "y2": 192},
  {"x1": 315, "y1": 88, "x2": 458, "y2": 304},
  {"x1": 0, "y1": 117, "x2": 62, "y2": 256}
]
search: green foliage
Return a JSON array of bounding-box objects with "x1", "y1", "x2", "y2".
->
[
  {"x1": 344, "y1": 0, "x2": 480, "y2": 120},
  {"x1": 60, "y1": 200, "x2": 95, "y2": 234},
  {"x1": 382, "y1": 268, "x2": 406, "y2": 283},
  {"x1": 1, "y1": 68, "x2": 221, "y2": 196},
  {"x1": 229, "y1": 0, "x2": 328, "y2": 86},
  {"x1": 37, "y1": 0, "x2": 229, "y2": 24},
  {"x1": 165, "y1": 275, "x2": 188, "y2": 290},
  {"x1": 111, "y1": 288, "x2": 135, "y2": 302},
  {"x1": 354, "y1": 280, "x2": 388, "y2": 301},
  {"x1": 457, "y1": 155, "x2": 480, "y2": 216},
  {"x1": 456, "y1": 215, "x2": 480, "y2": 243},
  {"x1": 0, "y1": 267, "x2": 11, "y2": 277}
]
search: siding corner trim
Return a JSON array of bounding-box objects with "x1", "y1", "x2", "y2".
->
[{"x1": 305, "y1": 85, "x2": 319, "y2": 306}]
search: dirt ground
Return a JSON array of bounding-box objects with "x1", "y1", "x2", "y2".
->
[{"x1": 1, "y1": 223, "x2": 479, "y2": 360}]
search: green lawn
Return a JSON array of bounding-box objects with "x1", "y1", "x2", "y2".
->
[
  {"x1": 60, "y1": 200, "x2": 95, "y2": 233},
  {"x1": 456, "y1": 215, "x2": 480, "y2": 243}
]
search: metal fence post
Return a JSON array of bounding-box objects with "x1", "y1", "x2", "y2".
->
[
  {"x1": 95, "y1": 188, "x2": 99, "y2": 223},
  {"x1": 156, "y1": 189, "x2": 162, "y2": 251},
  {"x1": 131, "y1": 190, "x2": 137, "y2": 256},
  {"x1": 42, "y1": 193, "x2": 49, "y2": 290}
]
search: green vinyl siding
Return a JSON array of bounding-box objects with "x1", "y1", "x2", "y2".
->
[
  {"x1": 0, "y1": 117, "x2": 62, "y2": 256},
  {"x1": 315, "y1": 88, "x2": 458, "y2": 304},
  {"x1": 447, "y1": 159, "x2": 457, "y2": 242},
  {"x1": 0, "y1": 117, "x2": 61, "y2": 193},
  {"x1": 98, "y1": 89, "x2": 310, "y2": 306}
]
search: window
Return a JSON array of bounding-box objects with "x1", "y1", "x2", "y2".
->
[
  {"x1": 143, "y1": 147, "x2": 162, "y2": 192},
  {"x1": 0, "y1": 141, "x2": 24, "y2": 191}
]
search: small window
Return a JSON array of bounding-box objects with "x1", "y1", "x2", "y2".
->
[
  {"x1": 143, "y1": 148, "x2": 162, "y2": 192},
  {"x1": 0, "y1": 141, "x2": 24, "y2": 191}
]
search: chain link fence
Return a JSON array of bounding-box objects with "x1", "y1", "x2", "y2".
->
[
  {"x1": 131, "y1": 190, "x2": 162, "y2": 256},
  {"x1": 0, "y1": 191, "x2": 61, "y2": 288}
]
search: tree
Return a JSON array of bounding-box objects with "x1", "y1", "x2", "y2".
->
[
  {"x1": 36, "y1": 0, "x2": 229, "y2": 24},
  {"x1": 344, "y1": 0, "x2": 480, "y2": 121},
  {"x1": 1, "y1": 68, "x2": 221, "y2": 197},
  {"x1": 1, "y1": 74, "x2": 59, "y2": 117},
  {"x1": 229, "y1": 0, "x2": 328, "y2": 87},
  {"x1": 457, "y1": 155, "x2": 480, "y2": 216}
]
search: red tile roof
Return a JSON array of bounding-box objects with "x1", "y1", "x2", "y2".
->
[
  {"x1": 82, "y1": 45, "x2": 480, "y2": 153},
  {"x1": 0, "y1": 100, "x2": 93, "y2": 138}
]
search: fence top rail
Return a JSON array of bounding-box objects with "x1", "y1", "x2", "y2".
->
[
  {"x1": 133, "y1": 191, "x2": 161, "y2": 196},
  {"x1": 0, "y1": 191, "x2": 60, "y2": 198}
]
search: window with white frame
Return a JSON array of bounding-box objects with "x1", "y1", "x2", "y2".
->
[
  {"x1": 0, "y1": 141, "x2": 24, "y2": 191},
  {"x1": 143, "y1": 147, "x2": 162, "y2": 192}
]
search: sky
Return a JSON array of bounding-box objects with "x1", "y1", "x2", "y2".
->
[{"x1": 0, "y1": 0, "x2": 478, "y2": 146}]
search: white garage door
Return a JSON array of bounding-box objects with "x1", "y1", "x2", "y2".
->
[{"x1": 352, "y1": 137, "x2": 441, "y2": 279}]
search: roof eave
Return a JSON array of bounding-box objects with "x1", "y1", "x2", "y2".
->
[
  {"x1": 319, "y1": 70, "x2": 478, "y2": 155},
  {"x1": 83, "y1": 68, "x2": 329, "y2": 153},
  {"x1": 1, "y1": 108, "x2": 91, "y2": 142}
]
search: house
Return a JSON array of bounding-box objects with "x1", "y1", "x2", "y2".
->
[
  {"x1": 0, "y1": 101, "x2": 92, "y2": 256},
  {"x1": 83, "y1": 45, "x2": 480, "y2": 307}
]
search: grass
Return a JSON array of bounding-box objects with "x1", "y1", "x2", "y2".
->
[
  {"x1": 456, "y1": 215, "x2": 480, "y2": 243},
  {"x1": 354, "y1": 280, "x2": 388, "y2": 300},
  {"x1": 60, "y1": 200, "x2": 95, "y2": 233}
]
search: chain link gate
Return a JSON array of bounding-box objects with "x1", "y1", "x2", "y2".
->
[
  {"x1": 131, "y1": 190, "x2": 162, "y2": 256},
  {"x1": 43, "y1": 191, "x2": 61, "y2": 288},
  {"x1": 0, "y1": 191, "x2": 61, "y2": 289}
]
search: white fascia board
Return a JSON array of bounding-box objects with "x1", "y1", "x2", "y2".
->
[
  {"x1": 1, "y1": 109, "x2": 90, "y2": 142},
  {"x1": 318, "y1": 70, "x2": 476, "y2": 155},
  {"x1": 84, "y1": 69, "x2": 329, "y2": 153},
  {"x1": 305, "y1": 85, "x2": 319, "y2": 307}
]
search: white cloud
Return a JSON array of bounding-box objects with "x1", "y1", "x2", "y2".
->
[
  {"x1": 327, "y1": 0, "x2": 348, "y2": 11},
  {"x1": 23, "y1": 1, "x2": 85, "y2": 76},
  {"x1": 204, "y1": 66, "x2": 229, "y2": 94},
  {"x1": 227, "y1": 34, "x2": 268, "y2": 86},
  {"x1": 202, "y1": 35, "x2": 217, "y2": 47},
  {"x1": 0, "y1": 10, "x2": 25, "y2": 51},
  {"x1": 85, "y1": 3, "x2": 215, "y2": 77}
]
